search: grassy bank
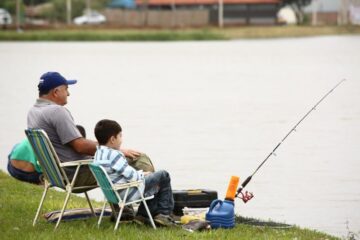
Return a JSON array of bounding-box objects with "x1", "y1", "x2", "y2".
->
[
  {"x1": 0, "y1": 171, "x2": 338, "y2": 240},
  {"x1": 0, "y1": 29, "x2": 224, "y2": 41},
  {"x1": 0, "y1": 26, "x2": 359, "y2": 41}
]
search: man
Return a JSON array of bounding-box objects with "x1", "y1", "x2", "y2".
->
[{"x1": 27, "y1": 71, "x2": 141, "y2": 188}]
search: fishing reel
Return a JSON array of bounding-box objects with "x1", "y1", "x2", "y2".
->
[{"x1": 237, "y1": 190, "x2": 254, "y2": 203}]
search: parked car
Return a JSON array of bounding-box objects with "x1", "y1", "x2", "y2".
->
[
  {"x1": 73, "y1": 10, "x2": 106, "y2": 25},
  {"x1": 0, "y1": 8, "x2": 12, "y2": 26}
]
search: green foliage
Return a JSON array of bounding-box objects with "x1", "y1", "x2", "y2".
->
[
  {"x1": 23, "y1": 0, "x2": 49, "y2": 5},
  {"x1": 0, "y1": 29, "x2": 226, "y2": 41},
  {"x1": 51, "y1": 0, "x2": 85, "y2": 22},
  {"x1": 0, "y1": 1, "x2": 110, "y2": 22},
  {"x1": 91, "y1": 0, "x2": 109, "y2": 10},
  {"x1": 0, "y1": 170, "x2": 339, "y2": 240},
  {"x1": 1, "y1": 26, "x2": 360, "y2": 41},
  {"x1": 0, "y1": 0, "x2": 18, "y2": 14}
]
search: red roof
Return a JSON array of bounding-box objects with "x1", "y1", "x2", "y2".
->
[{"x1": 136, "y1": 0, "x2": 280, "y2": 6}]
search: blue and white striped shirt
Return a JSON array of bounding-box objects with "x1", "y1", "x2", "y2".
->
[{"x1": 94, "y1": 145, "x2": 145, "y2": 201}]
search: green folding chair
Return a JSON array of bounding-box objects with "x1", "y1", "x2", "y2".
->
[
  {"x1": 25, "y1": 128, "x2": 97, "y2": 230},
  {"x1": 89, "y1": 163, "x2": 156, "y2": 230}
]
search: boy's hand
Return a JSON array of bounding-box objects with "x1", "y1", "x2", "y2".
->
[
  {"x1": 121, "y1": 148, "x2": 141, "y2": 159},
  {"x1": 144, "y1": 172, "x2": 151, "y2": 176}
]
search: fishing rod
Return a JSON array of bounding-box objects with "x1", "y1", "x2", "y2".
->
[{"x1": 235, "y1": 79, "x2": 346, "y2": 202}]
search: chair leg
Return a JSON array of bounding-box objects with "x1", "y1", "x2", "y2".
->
[
  {"x1": 98, "y1": 200, "x2": 107, "y2": 228},
  {"x1": 114, "y1": 188, "x2": 129, "y2": 231},
  {"x1": 138, "y1": 187, "x2": 156, "y2": 229},
  {"x1": 54, "y1": 190, "x2": 71, "y2": 230},
  {"x1": 142, "y1": 199, "x2": 156, "y2": 229},
  {"x1": 114, "y1": 203, "x2": 124, "y2": 231},
  {"x1": 84, "y1": 192, "x2": 96, "y2": 217},
  {"x1": 33, "y1": 182, "x2": 50, "y2": 226}
]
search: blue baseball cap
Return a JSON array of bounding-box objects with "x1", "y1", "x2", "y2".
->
[{"x1": 38, "y1": 72, "x2": 77, "y2": 93}]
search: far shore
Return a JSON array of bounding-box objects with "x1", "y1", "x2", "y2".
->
[{"x1": 0, "y1": 25, "x2": 359, "y2": 41}]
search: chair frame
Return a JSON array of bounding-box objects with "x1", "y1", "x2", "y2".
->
[
  {"x1": 89, "y1": 164, "x2": 157, "y2": 230},
  {"x1": 25, "y1": 128, "x2": 97, "y2": 230}
]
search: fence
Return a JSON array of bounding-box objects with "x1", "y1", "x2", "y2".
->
[{"x1": 103, "y1": 9, "x2": 209, "y2": 27}]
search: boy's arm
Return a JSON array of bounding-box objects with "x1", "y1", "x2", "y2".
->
[{"x1": 112, "y1": 153, "x2": 143, "y2": 181}]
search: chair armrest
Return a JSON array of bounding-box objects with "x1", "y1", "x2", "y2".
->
[
  {"x1": 113, "y1": 180, "x2": 143, "y2": 190},
  {"x1": 60, "y1": 159, "x2": 93, "y2": 167}
]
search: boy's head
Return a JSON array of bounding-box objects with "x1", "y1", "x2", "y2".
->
[
  {"x1": 94, "y1": 119, "x2": 122, "y2": 149},
  {"x1": 76, "y1": 125, "x2": 86, "y2": 138}
]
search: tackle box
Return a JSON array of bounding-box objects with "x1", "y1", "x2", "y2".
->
[{"x1": 173, "y1": 189, "x2": 218, "y2": 216}]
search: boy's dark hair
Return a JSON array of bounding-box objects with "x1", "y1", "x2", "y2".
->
[
  {"x1": 94, "y1": 119, "x2": 122, "y2": 145},
  {"x1": 76, "y1": 125, "x2": 86, "y2": 138}
]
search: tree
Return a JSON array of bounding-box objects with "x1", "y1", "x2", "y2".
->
[
  {"x1": 281, "y1": 0, "x2": 312, "y2": 24},
  {"x1": 0, "y1": 0, "x2": 19, "y2": 14},
  {"x1": 42, "y1": 0, "x2": 108, "y2": 23},
  {"x1": 23, "y1": 0, "x2": 49, "y2": 5}
]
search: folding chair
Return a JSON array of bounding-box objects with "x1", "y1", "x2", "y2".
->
[
  {"x1": 25, "y1": 128, "x2": 97, "y2": 230},
  {"x1": 89, "y1": 163, "x2": 157, "y2": 230}
]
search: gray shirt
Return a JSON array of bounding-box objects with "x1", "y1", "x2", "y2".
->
[{"x1": 27, "y1": 98, "x2": 87, "y2": 163}]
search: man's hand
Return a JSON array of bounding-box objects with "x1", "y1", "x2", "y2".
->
[{"x1": 121, "y1": 148, "x2": 141, "y2": 159}]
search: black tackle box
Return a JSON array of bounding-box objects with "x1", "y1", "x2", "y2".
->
[{"x1": 172, "y1": 189, "x2": 218, "y2": 216}]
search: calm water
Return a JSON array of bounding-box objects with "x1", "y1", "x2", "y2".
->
[{"x1": 1, "y1": 37, "x2": 359, "y2": 237}]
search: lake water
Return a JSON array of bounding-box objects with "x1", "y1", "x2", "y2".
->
[{"x1": 0, "y1": 36, "x2": 359, "y2": 237}]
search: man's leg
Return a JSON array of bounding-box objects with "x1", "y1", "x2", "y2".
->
[{"x1": 66, "y1": 166, "x2": 97, "y2": 193}]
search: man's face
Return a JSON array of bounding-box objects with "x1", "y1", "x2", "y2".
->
[{"x1": 53, "y1": 85, "x2": 69, "y2": 105}]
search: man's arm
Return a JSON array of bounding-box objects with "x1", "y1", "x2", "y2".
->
[
  {"x1": 120, "y1": 148, "x2": 141, "y2": 159},
  {"x1": 68, "y1": 138, "x2": 97, "y2": 156}
]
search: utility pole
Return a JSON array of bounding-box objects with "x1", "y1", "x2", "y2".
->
[
  {"x1": 312, "y1": 0, "x2": 318, "y2": 25},
  {"x1": 218, "y1": 0, "x2": 224, "y2": 28},
  {"x1": 86, "y1": 0, "x2": 91, "y2": 12},
  {"x1": 339, "y1": 0, "x2": 349, "y2": 25},
  {"x1": 16, "y1": 0, "x2": 21, "y2": 32},
  {"x1": 66, "y1": 0, "x2": 72, "y2": 25}
]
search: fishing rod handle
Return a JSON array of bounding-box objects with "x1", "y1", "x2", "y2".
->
[{"x1": 236, "y1": 175, "x2": 252, "y2": 195}]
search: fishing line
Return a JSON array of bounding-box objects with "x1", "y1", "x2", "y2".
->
[{"x1": 235, "y1": 79, "x2": 346, "y2": 199}]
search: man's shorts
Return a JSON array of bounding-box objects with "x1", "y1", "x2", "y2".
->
[{"x1": 7, "y1": 159, "x2": 43, "y2": 184}]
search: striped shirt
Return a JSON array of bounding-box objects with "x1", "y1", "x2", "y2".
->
[{"x1": 94, "y1": 145, "x2": 145, "y2": 202}]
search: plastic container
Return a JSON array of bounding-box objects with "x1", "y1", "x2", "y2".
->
[{"x1": 205, "y1": 199, "x2": 235, "y2": 229}]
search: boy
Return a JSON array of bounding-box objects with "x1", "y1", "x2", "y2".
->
[{"x1": 93, "y1": 119, "x2": 175, "y2": 226}]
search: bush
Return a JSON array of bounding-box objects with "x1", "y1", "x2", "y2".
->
[{"x1": 0, "y1": 0, "x2": 18, "y2": 14}]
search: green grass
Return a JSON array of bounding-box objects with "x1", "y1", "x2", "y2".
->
[
  {"x1": 214, "y1": 25, "x2": 360, "y2": 39},
  {"x1": 0, "y1": 26, "x2": 360, "y2": 41},
  {"x1": 0, "y1": 170, "x2": 338, "y2": 240},
  {"x1": 0, "y1": 29, "x2": 225, "y2": 41}
]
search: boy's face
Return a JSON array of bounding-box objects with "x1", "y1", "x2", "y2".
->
[{"x1": 112, "y1": 132, "x2": 122, "y2": 150}]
